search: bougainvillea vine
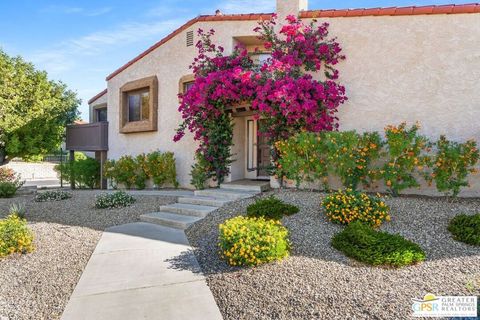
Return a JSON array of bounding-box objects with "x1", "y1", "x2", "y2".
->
[{"x1": 175, "y1": 14, "x2": 347, "y2": 185}]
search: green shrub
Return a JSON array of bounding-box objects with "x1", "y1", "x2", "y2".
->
[
  {"x1": 448, "y1": 214, "x2": 480, "y2": 246},
  {"x1": 0, "y1": 214, "x2": 34, "y2": 257},
  {"x1": 145, "y1": 151, "x2": 178, "y2": 188},
  {"x1": 219, "y1": 216, "x2": 290, "y2": 267},
  {"x1": 332, "y1": 221, "x2": 425, "y2": 267},
  {"x1": 35, "y1": 190, "x2": 72, "y2": 202},
  {"x1": 380, "y1": 122, "x2": 430, "y2": 196},
  {"x1": 55, "y1": 156, "x2": 100, "y2": 189},
  {"x1": 190, "y1": 153, "x2": 211, "y2": 190},
  {"x1": 426, "y1": 136, "x2": 479, "y2": 198},
  {"x1": 323, "y1": 131, "x2": 382, "y2": 190},
  {"x1": 95, "y1": 191, "x2": 136, "y2": 209},
  {"x1": 322, "y1": 189, "x2": 390, "y2": 227},
  {"x1": 246, "y1": 196, "x2": 299, "y2": 220},
  {"x1": 0, "y1": 182, "x2": 19, "y2": 198},
  {"x1": 103, "y1": 151, "x2": 178, "y2": 189}
]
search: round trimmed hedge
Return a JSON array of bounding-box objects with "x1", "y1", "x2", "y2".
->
[
  {"x1": 448, "y1": 213, "x2": 480, "y2": 246},
  {"x1": 219, "y1": 216, "x2": 290, "y2": 267}
]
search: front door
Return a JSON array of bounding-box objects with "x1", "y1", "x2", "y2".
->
[{"x1": 244, "y1": 118, "x2": 270, "y2": 180}]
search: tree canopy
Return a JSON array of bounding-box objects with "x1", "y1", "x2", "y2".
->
[{"x1": 0, "y1": 49, "x2": 80, "y2": 164}]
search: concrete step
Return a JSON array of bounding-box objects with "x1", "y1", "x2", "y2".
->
[
  {"x1": 194, "y1": 188, "x2": 257, "y2": 200},
  {"x1": 140, "y1": 212, "x2": 202, "y2": 230},
  {"x1": 220, "y1": 182, "x2": 270, "y2": 192},
  {"x1": 159, "y1": 203, "x2": 217, "y2": 218},
  {"x1": 178, "y1": 196, "x2": 230, "y2": 207}
]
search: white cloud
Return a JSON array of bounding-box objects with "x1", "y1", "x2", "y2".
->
[{"x1": 218, "y1": 0, "x2": 275, "y2": 13}]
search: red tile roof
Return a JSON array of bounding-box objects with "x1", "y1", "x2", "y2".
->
[
  {"x1": 104, "y1": 3, "x2": 479, "y2": 81},
  {"x1": 300, "y1": 3, "x2": 480, "y2": 18},
  {"x1": 88, "y1": 89, "x2": 107, "y2": 105}
]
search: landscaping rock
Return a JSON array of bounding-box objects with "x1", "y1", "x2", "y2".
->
[
  {"x1": 186, "y1": 190, "x2": 480, "y2": 320},
  {"x1": 0, "y1": 190, "x2": 175, "y2": 320}
]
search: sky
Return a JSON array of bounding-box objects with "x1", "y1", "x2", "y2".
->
[{"x1": 0, "y1": 0, "x2": 472, "y2": 120}]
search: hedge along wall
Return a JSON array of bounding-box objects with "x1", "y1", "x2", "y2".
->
[{"x1": 272, "y1": 123, "x2": 480, "y2": 198}]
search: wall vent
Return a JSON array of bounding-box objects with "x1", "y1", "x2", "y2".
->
[{"x1": 186, "y1": 30, "x2": 194, "y2": 47}]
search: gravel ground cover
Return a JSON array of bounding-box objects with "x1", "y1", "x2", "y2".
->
[
  {"x1": 0, "y1": 190, "x2": 175, "y2": 320},
  {"x1": 186, "y1": 190, "x2": 480, "y2": 320}
]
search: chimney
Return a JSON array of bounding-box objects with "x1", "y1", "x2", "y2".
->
[{"x1": 276, "y1": 0, "x2": 308, "y2": 21}]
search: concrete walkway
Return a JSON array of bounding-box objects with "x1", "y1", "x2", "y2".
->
[{"x1": 61, "y1": 222, "x2": 222, "y2": 320}]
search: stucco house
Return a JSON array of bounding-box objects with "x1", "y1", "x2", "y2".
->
[{"x1": 66, "y1": 0, "x2": 480, "y2": 192}]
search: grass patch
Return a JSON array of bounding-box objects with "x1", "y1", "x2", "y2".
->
[
  {"x1": 332, "y1": 221, "x2": 425, "y2": 267},
  {"x1": 448, "y1": 213, "x2": 480, "y2": 246}
]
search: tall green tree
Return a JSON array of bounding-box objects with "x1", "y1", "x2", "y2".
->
[{"x1": 0, "y1": 49, "x2": 80, "y2": 164}]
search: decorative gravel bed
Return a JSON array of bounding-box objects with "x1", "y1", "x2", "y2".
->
[
  {"x1": 186, "y1": 189, "x2": 480, "y2": 320},
  {"x1": 0, "y1": 190, "x2": 176, "y2": 320}
]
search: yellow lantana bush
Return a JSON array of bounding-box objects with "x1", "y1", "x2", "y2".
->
[
  {"x1": 0, "y1": 214, "x2": 34, "y2": 257},
  {"x1": 322, "y1": 189, "x2": 390, "y2": 227},
  {"x1": 218, "y1": 216, "x2": 290, "y2": 267}
]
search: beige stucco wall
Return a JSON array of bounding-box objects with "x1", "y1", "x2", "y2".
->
[
  {"x1": 104, "y1": 13, "x2": 480, "y2": 193},
  {"x1": 88, "y1": 93, "x2": 107, "y2": 123}
]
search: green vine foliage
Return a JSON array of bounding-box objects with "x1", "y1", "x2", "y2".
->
[{"x1": 190, "y1": 153, "x2": 212, "y2": 190}]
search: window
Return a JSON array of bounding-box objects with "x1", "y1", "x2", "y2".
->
[
  {"x1": 127, "y1": 90, "x2": 150, "y2": 122},
  {"x1": 96, "y1": 108, "x2": 107, "y2": 122},
  {"x1": 183, "y1": 81, "x2": 194, "y2": 93},
  {"x1": 119, "y1": 76, "x2": 158, "y2": 133}
]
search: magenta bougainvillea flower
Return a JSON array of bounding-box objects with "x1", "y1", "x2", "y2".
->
[{"x1": 175, "y1": 15, "x2": 347, "y2": 183}]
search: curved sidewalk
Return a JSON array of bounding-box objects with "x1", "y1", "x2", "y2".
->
[{"x1": 61, "y1": 222, "x2": 222, "y2": 320}]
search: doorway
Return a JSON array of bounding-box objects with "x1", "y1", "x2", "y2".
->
[{"x1": 244, "y1": 117, "x2": 270, "y2": 180}]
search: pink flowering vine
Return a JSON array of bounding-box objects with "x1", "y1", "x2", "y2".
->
[{"x1": 175, "y1": 15, "x2": 347, "y2": 185}]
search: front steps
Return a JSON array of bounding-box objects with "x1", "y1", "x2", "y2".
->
[{"x1": 140, "y1": 180, "x2": 269, "y2": 230}]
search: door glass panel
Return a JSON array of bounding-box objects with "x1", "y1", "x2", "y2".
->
[{"x1": 247, "y1": 120, "x2": 254, "y2": 170}]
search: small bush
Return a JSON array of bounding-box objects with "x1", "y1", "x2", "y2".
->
[
  {"x1": 219, "y1": 216, "x2": 290, "y2": 267},
  {"x1": 448, "y1": 214, "x2": 480, "y2": 246},
  {"x1": 426, "y1": 136, "x2": 479, "y2": 198},
  {"x1": 190, "y1": 153, "x2": 211, "y2": 190},
  {"x1": 95, "y1": 191, "x2": 136, "y2": 209},
  {"x1": 0, "y1": 167, "x2": 16, "y2": 182},
  {"x1": 0, "y1": 214, "x2": 34, "y2": 257},
  {"x1": 55, "y1": 156, "x2": 100, "y2": 189},
  {"x1": 247, "y1": 196, "x2": 299, "y2": 220},
  {"x1": 332, "y1": 221, "x2": 425, "y2": 267},
  {"x1": 35, "y1": 190, "x2": 72, "y2": 202},
  {"x1": 0, "y1": 182, "x2": 19, "y2": 198},
  {"x1": 322, "y1": 189, "x2": 390, "y2": 227}
]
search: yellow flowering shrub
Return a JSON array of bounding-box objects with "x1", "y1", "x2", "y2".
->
[
  {"x1": 0, "y1": 214, "x2": 34, "y2": 257},
  {"x1": 218, "y1": 216, "x2": 290, "y2": 267},
  {"x1": 322, "y1": 189, "x2": 390, "y2": 227}
]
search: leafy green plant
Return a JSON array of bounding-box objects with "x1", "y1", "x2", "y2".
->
[
  {"x1": 0, "y1": 214, "x2": 34, "y2": 257},
  {"x1": 0, "y1": 182, "x2": 20, "y2": 198},
  {"x1": 448, "y1": 214, "x2": 480, "y2": 246},
  {"x1": 94, "y1": 191, "x2": 136, "y2": 209},
  {"x1": 275, "y1": 132, "x2": 328, "y2": 188},
  {"x1": 380, "y1": 122, "x2": 430, "y2": 196},
  {"x1": 332, "y1": 221, "x2": 425, "y2": 267},
  {"x1": 35, "y1": 190, "x2": 72, "y2": 202},
  {"x1": 425, "y1": 136, "x2": 479, "y2": 198},
  {"x1": 145, "y1": 151, "x2": 178, "y2": 188},
  {"x1": 323, "y1": 131, "x2": 383, "y2": 190},
  {"x1": 246, "y1": 196, "x2": 299, "y2": 220},
  {"x1": 218, "y1": 216, "x2": 290, "y2": 267},
  {"x1": 55, "y1": 155, "x2": 100, "y2": 189},
  {"x1": 190, "y1": 153, "x2": 211, "y2": 190},
  {"x1": 9, "y1": 203, "x2": 26, "y2": 219},
  {"x1": 322, "y1": 189, "x2": 390, "y2": 227}
]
